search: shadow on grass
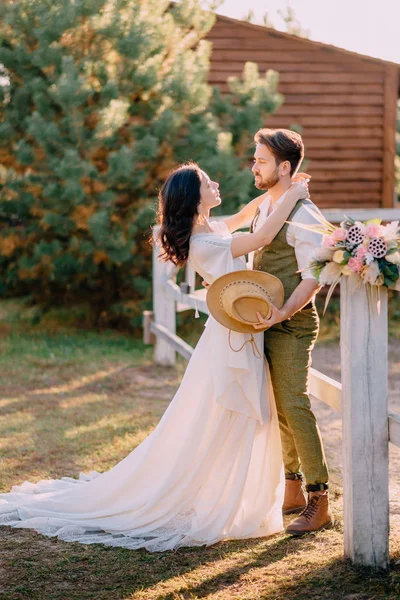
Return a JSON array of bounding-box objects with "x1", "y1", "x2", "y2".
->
[
  {"x1": 168, "y1": 550, "x2": 399, "y2": 600},
  {"x1": 1, "y1": 526, "x2": 399, "y2": 600}
]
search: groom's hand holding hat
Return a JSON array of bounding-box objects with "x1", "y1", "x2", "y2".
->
[
  {"x1": 206, "y1": 270, "x2": 284, "y2": 333},
  {"x1": 253, "y1": 305, "x2": 288, "y2": 331}
]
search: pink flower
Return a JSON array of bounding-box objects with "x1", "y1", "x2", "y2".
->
[
  {"x1": 366, "y1": 224, "x2": 382, "y2": 238},
  {"x1": 333, "y1": 228, "x2": 347, "y2": 242},
  {"x1": 356, "y1": 246, "x2": 368, "y2": 261},
  {"x1": 322, "y1": 235, "x2": 336, "y2": 248},
  {"x1": 348, "y1": 257, "x2": 364, "y2": 273}
]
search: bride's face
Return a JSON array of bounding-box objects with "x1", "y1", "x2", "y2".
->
[{"x1": 199, "y1": 171, "x2": 221, "y2": 212}]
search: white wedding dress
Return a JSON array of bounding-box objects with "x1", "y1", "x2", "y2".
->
[{"x1": 0, "y1": 222, "x2": 284, "y2": 551}]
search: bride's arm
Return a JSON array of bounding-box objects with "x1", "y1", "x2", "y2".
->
[
  {"x1": 223, "y1": 172, "x2": 311, "y2": 234},
  {"x1": 230, "y1": 182, "x2": 309, "y2": 259},
  {"x1": 223, "y1": 191, "x2": 269, "y2": 234}
]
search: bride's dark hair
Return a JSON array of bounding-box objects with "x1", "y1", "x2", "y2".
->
[{"x1": 156, "y1": 162, "x2": 202, "y2": 266}]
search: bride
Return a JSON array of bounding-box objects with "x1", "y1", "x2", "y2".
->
[{"x1": 0, "y1": 163, "x2": 309, "y2": 551}]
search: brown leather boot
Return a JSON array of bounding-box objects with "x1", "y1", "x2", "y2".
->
[
  {"x1": 285, "y1": 491, "x2": 334, "y2": 536},
  {"x1": 282, "y1": 478, "x2": 307, "y2": 515}
]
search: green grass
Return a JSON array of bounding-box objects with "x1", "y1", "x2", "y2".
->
[
  {"x1": 0, "y1": 328, "x2": 150, "y2": 382},
  {"x1": 0, "y1": 298, "x2": 158, "y2": 491},
  {"x1": 0, "y1": 298, "x2": 155, "y2": 392},
  {"x1": 1, "y1": 298, "x2": 400, "y2": 599}
]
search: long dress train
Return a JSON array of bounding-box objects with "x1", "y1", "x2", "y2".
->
[{"x1": 0, "y1": 223, "x2": 284, "y2": 551}]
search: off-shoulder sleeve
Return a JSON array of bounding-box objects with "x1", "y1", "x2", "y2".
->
[
  {"x1": 189, "y1": 235, "x2": 234, "y2": 284},
  {"x1": 209, "y1": 220, "x2": 230, "y2": 237}
]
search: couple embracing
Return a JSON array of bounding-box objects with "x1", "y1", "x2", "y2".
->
[{"x1": 0, "y1": 129, "x2": 333, "y2": 551}]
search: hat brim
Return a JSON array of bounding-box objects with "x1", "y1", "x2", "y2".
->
[{"x1": 206, "y1": 270, "x2": 285, "y2": 333}]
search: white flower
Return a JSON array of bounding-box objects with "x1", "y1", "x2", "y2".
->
[
  {"x1": 386, "y1": 252, "x2": 400, "y2": 265},
  {"x1": 319, "y1": 261, "x2": 342, "y2": 285},
  {"x1": 365, "y1": 253, "x2": 375, "y2": 265},
  {"x1": 333, "y1": 250, "x2": 346, "y2": 264},
  {"x1": 311, "y1": 247, "x2": 335, "y2": 262},
  {"x1": 381, "y1": 220, "x2": 399, "y2": 242},
  {"x1": 361, "y1": 261, "x2": 380, "y2": 285},
  {"x1": 354, "y1": 221, "x2": 367, "y2": 234}
]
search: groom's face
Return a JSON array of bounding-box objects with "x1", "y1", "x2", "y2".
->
[{"x1": 252, "y1": 144, "x2": 282, "y2": 190}]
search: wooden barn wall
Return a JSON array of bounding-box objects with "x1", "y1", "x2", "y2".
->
[{"x1": 206, "y1": 19, "x2": 397, "y2": 209}]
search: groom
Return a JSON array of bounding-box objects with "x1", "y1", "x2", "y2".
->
[{"x1": 250, "y1": 128, "x2": 333, "y2": 535}]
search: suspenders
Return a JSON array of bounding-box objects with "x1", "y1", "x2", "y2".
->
[{"x1": 250, "y1": 207, "x2": 261, "y2": 234}]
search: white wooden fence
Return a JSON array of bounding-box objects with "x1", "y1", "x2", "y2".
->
[{"x1": 144, "y1": 217, "x2": 400, "y2": 570}]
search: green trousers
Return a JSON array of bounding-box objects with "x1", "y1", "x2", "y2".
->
[{"x1": 264, "y1": 305, "x2": 329, "y2": 485}]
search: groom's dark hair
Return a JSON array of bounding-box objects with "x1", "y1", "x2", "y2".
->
[{"x1": 254, "y1": 128, "x2": 304, "y2": 176}]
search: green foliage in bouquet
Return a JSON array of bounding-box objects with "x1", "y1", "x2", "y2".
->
[{"x1": 0, "y1": 0, "x2": 283, "y2": 328}]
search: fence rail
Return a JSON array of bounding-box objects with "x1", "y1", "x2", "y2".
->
[
  {"x1": 389, "y1": 411, "x2": 400, "y2": 447},
  {"x1": 145, "y1": 226, "x2": 400, "y2": 570}
]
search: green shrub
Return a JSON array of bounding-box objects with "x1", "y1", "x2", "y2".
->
[{"x1": 0, "y1": 0, "x2": 282, "y2": 329}]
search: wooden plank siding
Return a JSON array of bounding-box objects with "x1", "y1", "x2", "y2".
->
[
  {"x1": 206, "y1": 16, "x2": 400, "y2": 209},
  {"x1": 383, "y1": 66, "x2": 399, "y2": 207}
]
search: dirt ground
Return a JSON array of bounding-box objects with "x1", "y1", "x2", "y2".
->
[{"x1": 311, "y1": 339, "x2": 400, "y2": 532}]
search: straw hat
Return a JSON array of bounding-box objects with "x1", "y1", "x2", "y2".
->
[{"x1": 206, "y1": 270, "x2": 284, "y2": 333}]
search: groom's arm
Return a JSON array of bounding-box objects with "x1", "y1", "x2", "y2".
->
[
  {"x1": 254, "y1": 279, "x2": 320, "y2": 330},
  {"x1": 279, "y1": 279, "x2": 320, "y2": 321},
  {"x1": 253, "y1": 203, "x2": 321, "y2": 330}
]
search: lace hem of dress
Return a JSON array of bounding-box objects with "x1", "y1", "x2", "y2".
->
[
  {"x1": 0, "y1": 472, "x2": 259, "y2": 552},
  {"x1": 0, "y1": 517, "x2": 204, "y2": 552}
]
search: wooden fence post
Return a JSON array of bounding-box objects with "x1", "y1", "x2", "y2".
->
[
  {"x1": 340, "y1": 278, "x2": 389, "y2": 569},
  {"x1": 152, "y1": 233, "x2": 177, "y2": 366},
  {"x1": 185, "y1": 263, "x2": 196, "y2": 294}
]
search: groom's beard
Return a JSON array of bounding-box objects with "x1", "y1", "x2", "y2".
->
[{"x1": 254, "y1": 167, "x2": 280, "y2": 190}]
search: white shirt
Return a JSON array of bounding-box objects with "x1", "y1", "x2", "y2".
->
[{"x1": 252, "y1": 192, "x2": 323, "y2": 280}]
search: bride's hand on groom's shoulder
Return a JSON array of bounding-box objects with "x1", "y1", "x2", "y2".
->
[
  {"x1": 253, "y1": 306, "x2": 288, "y2": 331},
  {"x1": 288, "y1": 172, "x2": 311, "y2": 202},
  {"x1": 286, "y1": 181, "x2": 310, "y2": 203},
  {"x1": 293, "y1": 172, "x2": 311, "y2": 184}
]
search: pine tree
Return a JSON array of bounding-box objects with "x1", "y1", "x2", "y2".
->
[
  {"x1": 278, "y1": 6, "x2": 310, "y2": 39},
  {"x1": 0, "y1": 0, "x2": 282, "y2": 328},
  {"x1": 243, "y1": 6, "x2": 309, "y2": 39}
]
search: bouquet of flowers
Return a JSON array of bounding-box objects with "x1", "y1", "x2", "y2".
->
[{"x1": 298, "y1": 208, "x2": 400, "y2": 311}]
